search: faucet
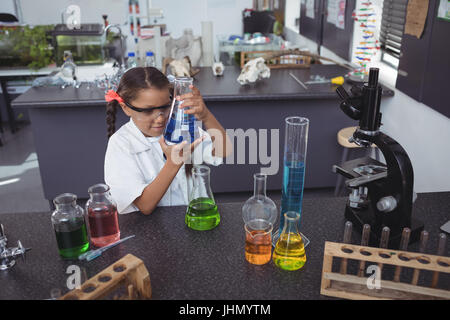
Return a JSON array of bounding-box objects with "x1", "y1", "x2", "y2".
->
[
  {"x1": 103, "y1": 24, "x2": 126, "y2": 71},
  {"x1": 0, "y1": 224, "x2": 31, "y2": 270}
]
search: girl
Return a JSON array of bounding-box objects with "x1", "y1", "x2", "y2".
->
[{"x1": 104, "y1": 67, "x2": 231, "y2": 215}]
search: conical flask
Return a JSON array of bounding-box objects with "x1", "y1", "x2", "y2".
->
[
  {"x1": 242, "y1": 173, "x2": 277, "y2": 265},
  {"x1": 163, "y1": 77, "x2": 199, "y2": 145},
  {"x1": 185, "y1": 165, "x2": 220, "y2": 231},
  {"x1": 273, "y1": 211, "x2": 306, "y2": 271}
]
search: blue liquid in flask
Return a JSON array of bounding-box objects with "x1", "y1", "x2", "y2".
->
[
  {"x1": 279, "y1": 161, "x2": 305, "y2": 234},
  {"x1": 164, "y1": 101, "x2": 197, "y2": 144}
]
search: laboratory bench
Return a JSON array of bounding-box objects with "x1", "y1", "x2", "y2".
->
[
  {"x1": 0, "y1": 193, "x2": 448, "y2": 300},
  {"x1": 11, "y1": 64, "x2": 395, "y2": 202}
]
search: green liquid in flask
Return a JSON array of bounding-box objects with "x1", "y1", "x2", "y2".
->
[
  {"x1": 273, "y1": 232, "x2": 306, "y2": 271},
  {"x1": 185, "y1": 197, "x2": 220, "y2": 231},
  {"x1": 54, "y1": 223, "x2": 89, "y2": 259}
]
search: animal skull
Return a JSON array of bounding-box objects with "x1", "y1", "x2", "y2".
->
[
  {"x1": 212, "y1": 62, "x2": 224, "y2": 76},
  {"x1": 237, "y1": 57, "x2": 270, "y2": 85},
  {"x1": 169, "y1": 58, "x2": 191, "y2": 77},
  {"x1": 162, "y1": 56, "x2": 200, "y2": 78}
]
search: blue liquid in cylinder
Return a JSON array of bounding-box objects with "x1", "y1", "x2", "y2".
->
[
  {"x1": 279, "y1": 161, "x2": 305, "y2": 233},
  {"x1": 164, "y1": 101, "x2": 196, "y2": 144}
]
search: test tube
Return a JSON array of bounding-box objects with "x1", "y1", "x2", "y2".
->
[
  {"x1": 358, "y1": 224, "x2": 371, "y2": 277},
  {"x1": 431, "y1": 233, "x2": 447, "y2": 288},
  {"x1": 393, "y1": 227, "x2": 411, "y2": 282},
  {"x1": 379, "y1": 227, "x2": 390, "y2": 249},
  {"x1": 411, "y1": 230, "x2": 429, "y2": 285},
  {"x1": 340, "y1": 221, "x2": 353, "y2": 274},
  {"x1": 377, "y1": 226, "x2": 390, "y2": 274}
]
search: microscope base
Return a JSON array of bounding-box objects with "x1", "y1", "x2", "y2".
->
[{"x1": 344, "y1": 206, "x2": 424, "y2": 249}]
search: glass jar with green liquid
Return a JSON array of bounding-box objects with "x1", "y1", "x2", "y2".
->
[
  {"x1": 185, "y1": 165, "x2": 220, "y2": 231},
  {"x1": 51, "y1": 193, "x2": 89, "y2": 259},
  {"x1": 273, "y1": 211, "x2": 306, "y2": 271}
]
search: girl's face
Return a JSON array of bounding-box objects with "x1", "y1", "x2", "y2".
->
[{"x1": 120, "y1": 87, "x2": 172, "y2": 137}]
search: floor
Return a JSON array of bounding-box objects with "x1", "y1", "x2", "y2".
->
[{"x1": 0, "y1": 122, "x2": 335, "y2": 214}]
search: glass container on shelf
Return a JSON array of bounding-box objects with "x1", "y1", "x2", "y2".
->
[
  {"x1": 51, "y1": 193, "x2": 89, "y2": 259},
  {"x1": 60, "y1": 50, "x2": 77, "y2": 80},
  {"x1": 242, "y1": 173, "x2": 278, "y2": 265},
  {"x1": 163, "y1": 77, "x2": 199, "y2": 145},
  {"x1": 186, "y1": 165, "x2": 220, "y2": 231},
  {"x1": 126, "y1": 52, "x2": 137, "y2": 69},
  {"x1": 273, "y1": 211, "x2": 307, "y2": 271},
  {"x1": 85, "y1": 183, "x2": 120, "y2": 247},
  {"x1": 145, "y1": 51, "x2": 156, "y2": 67}
]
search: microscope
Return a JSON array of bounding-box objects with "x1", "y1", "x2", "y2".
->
[{"x1": 333, "y1": 68, "x2": 424, "y2": 248}]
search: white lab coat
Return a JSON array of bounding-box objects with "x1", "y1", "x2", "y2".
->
[{"x1": 104, "y1": 118, "x2": 223, "y2": 214}]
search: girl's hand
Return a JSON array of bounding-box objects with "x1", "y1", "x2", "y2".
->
[
  {"x1": 177, "y1": 85, "x2": 210, "y2": 121},
  {"x1": 159, "y1": 135, "x2": 205, "y2": 167}
]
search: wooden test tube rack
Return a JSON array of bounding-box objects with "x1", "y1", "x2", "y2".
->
[
  {"x1": 321, "y1": 241, "x2": 450, "y2": 300},
  {"x1": 60, "y1": 254, "x2": 152, "y2": 300}
]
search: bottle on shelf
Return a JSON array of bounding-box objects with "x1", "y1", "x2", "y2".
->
[
  {"x1": 126, "y1": 52, "x2": 137, "y2": 69},
  {"x1": 145, "y1": 51, "x2": 156, "y2": 68},
  {"x1": 61, "y1": 50, "x2": 77, "y2": 81}
]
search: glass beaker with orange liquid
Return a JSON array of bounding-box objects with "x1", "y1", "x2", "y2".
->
[
  {"x1": 245, "y1": 219, "x2": 273, "y2": 265},
  {"x1": 242, "y1": 173, "x2": 277, "y2": 265},
  {"x1": 85, "y1": 183, "x2": 120, "y2": 247}
]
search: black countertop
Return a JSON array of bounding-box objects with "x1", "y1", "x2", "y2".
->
[
  {"x1": 0, "y1": 193, "x2": 448, "y2": 300},
  {"x1": 12, "y1": 65, "x2": 394, "y2": 108}
]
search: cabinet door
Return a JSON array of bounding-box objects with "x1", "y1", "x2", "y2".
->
[
  {"x1": 422, "y1": 3, "x2": 450, "y2": 118},
  {"x1": 321, "y1": 0, "x2": 356, "y2": 60},
  {"x1": 300, "y1": 0, "x2": 324, "y2": 46},
  {"x1": 395, "y1": 0, "x2": 436, "y2": 103}
]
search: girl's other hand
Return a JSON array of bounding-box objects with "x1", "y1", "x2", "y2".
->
[
  {"x1": 177, "y1": 85, "x2": 211, "y2": 121},
  {"x1": 159, "y1": 135, "x2": 206, "y2": 167}
]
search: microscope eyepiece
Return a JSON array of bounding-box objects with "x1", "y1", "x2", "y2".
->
[{"x1": 368, "y1": 68, "x2": 379, "y2": 87}]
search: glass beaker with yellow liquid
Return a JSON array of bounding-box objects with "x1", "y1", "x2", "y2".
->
[
  {"x1": 185, "y1": 165, "x2": 220, "y2": 231},
  {"x1": 273, "y1": 211, "x2": 306, "y2": 271}
]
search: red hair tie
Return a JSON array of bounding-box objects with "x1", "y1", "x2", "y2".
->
[{"x1": 105, "y1": 90, "x2": 124, "y2": 103}]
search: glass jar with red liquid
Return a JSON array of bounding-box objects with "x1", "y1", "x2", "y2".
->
[{"x1": 85, "y1": 183, "x2": 120, "y2": 247}]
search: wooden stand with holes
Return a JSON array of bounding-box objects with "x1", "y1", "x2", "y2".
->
[
  {"x1": 60, "y1": 254, "x2": 151, "y2": 300},
  {"x1": 321, "y1": 241, "x2": 450, "y2": 300}
]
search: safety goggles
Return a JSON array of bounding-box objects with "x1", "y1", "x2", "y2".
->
[{"x1": 124, "y1": 97, "x2": 172, "y2": 119}]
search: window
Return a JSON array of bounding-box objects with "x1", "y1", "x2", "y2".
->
[{"x1": 380, "y1": 0, "x2": 408, "y2": 68}]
